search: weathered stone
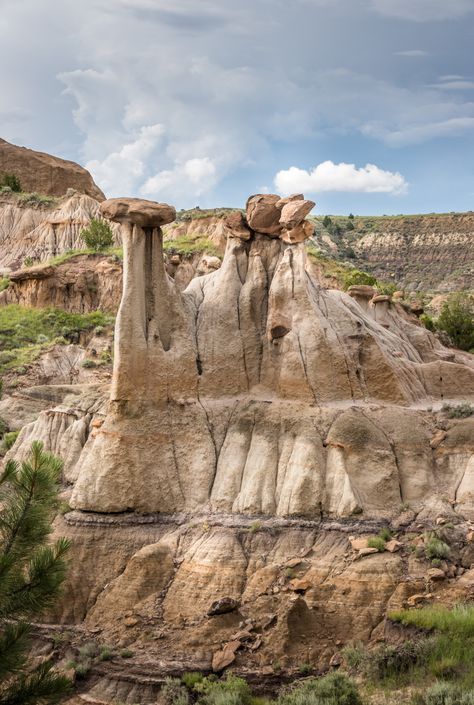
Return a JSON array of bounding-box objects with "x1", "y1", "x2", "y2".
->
[
  {"x1": 208, "y1": 597, "x2": 240, "y2": 616},
  {"x1": 100, "y1": 197, "x2": 176, "y2": 227},
  {"x1": 279, "y1": 199, "x2": 315, "y2": 229},
  {"x1": 280, "y1": 219, "x2": 314, "y2": 244},
  {"x1": 358, "y1": 548, "x2": 379, "y2": 557},
  {"x1": 245, "y1": 194, "x2": 282, "y2": 236},
  {"x1": 427, "y1": 568, "x2": 445, "y2": 581},
  {"x1": 289, "y1": 578, "x2": 312, "y2": 592},
  {"x1": 347, "y1": 285, "x2": 376, "y2": 299},
  {"x1": 225, "y1": 211, "x2": 252, "y2": 240},
  {"x1": 385, "y1": 539, "x2": 402, "y2": 553},
  {"x1": 350, "y1": 538, "x2": 369, "y2": 551},
  {"x1": 430, "y1": 430, "x2": 447, "y2": 449}
]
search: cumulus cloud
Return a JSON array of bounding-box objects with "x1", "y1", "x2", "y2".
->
[
  {"x1": 274, "y1": 161, "x2": 407, "y2": 195},
  {"x1": 370, "y1": 0, "x2": 474, "y2": 21},
  {"x1": 141, "y1": 157, "x2": 217, "y2": 200},
  {"x1": 85, "y1": 124, "x2": 165, "y2": 195}
]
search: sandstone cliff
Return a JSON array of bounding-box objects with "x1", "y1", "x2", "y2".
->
[{"x1": 0, "y1": 138, "x2": 105, "y2": 199}]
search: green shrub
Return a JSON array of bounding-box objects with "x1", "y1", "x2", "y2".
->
[
  {"x1": 378, "y1": 527, "x2": 392, "y2": 541},
  {"x1": 367, "y1": 536, "x2": 386, "y2": 552},
  {"x1": 0, "y1": 277, "x2": 9, "y2": 292},
  {"x1": 196, "y1": 675, "x2": 251, "y2": 705},
  {"x1": 80, "y1": 218, "x2": 114, "y2": 252},
  {"x1": 342, "y1": 642, "x2": 367, "y2": 671},
  {"x1": 23, "y1": 256, "x2": 34, "y2": 268},
  {"x1": 442, "y1": 403, "x2": 473, "y2": 419},
  {"x1": 182, "y1": 672, "x2": 204, "y2": 689},
  {"x1": 2, "y1": 430, "x2": 19, "y2": 451},
  {"x1": 81, "y1": 359, "x2": 97, "y2": 369},
  {"x1": 425, "y1": 535, "x2": 450, "y2": 561},
  {"x1": 1, "y1": 173, "x2": 21, "y2": 192},
  {"x1": 278, "y1": 672, "x2": 362, "y2": 705},
  {"x1": 78, "y1": 642, "x2": 98, "y2": 659},
  {"x1": 98, "y1": 646, "x2": 114, "y2": 661},
  {"x1": 425, "y1": 682, "x2": 474, "y2": 705},
  {"x1": 120, "y1": 648, "x2": 133, "y2": 658},
  {"x1": 162, "y1": 677, "x2": 189, "y2": 705},
  {"x1": 420, "y1": 313, "x2": 436, "y2": 332},
  {"x1": 18, "y1": 192, "x2": 54, "y2": 206},
  {"x1": 343, "y1": 269, "x2": 377, "y2": 290},
  {"x1": 437, "y1": 293, "x2": 474, "y2": 352}
]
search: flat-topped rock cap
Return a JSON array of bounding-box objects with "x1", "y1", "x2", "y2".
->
[
  {"x1": 347, "y1": 285, "x2": 376, "y2": 299},
  {"x1": 100, "y1": 198, "x2": 176, "y2": 227}
]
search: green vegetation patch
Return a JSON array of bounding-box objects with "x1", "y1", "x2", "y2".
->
[
  {"x1": 163, "y1": 235, "x2": 221, "y2": 258},
  {"x1": 0, "y1": 305, "x2": 114, "y2": 373}
]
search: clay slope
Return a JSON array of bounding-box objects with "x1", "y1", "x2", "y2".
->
[
  {"x1": 0, "y1": 138, "x2": 105, "y2": 199},
  {"x1": 0, "y1": 191, "x2": 119, "y2": 270},
  {"x1": 312, "y1": 212, "x2": 474, "y2": 293}
]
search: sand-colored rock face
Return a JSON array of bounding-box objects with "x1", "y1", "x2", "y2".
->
[
  {"x1": 0, "y1": 138, "x2": 105, "y2": 199},
  {"x1": 66, "y1": 193, "x2": 474, "y2": 518},
  {"x1": 3, "y1": 193, "x2": 472, "y2": 691},
  {"x1": 0, "y1": 192, "x2": 119, "y2": 271}
]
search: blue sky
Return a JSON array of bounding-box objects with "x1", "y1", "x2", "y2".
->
[{"x1": 1, "y1": 0, "x2": 474, "y2": 214}]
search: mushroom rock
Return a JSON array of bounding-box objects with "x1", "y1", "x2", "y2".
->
[
  {"x1": 69, "y1": 193, "x2": 474, "y2": 518},
  {"x1": 99, "y1": 197, "x2": 176, "y2": 227},
  {"x1": 279, "y1": 199, "x2": 315, "y2": 229},
  {"x1": 280, "y1": 219, "x2": 314, "y2": 244},
  {"x1": 347, "y1": 285, "x2": 377, "y2": 312},
  {"x1": 245, "y1": 194, "x2": 283, "y2": 236}
]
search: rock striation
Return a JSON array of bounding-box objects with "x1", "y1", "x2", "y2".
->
[
  {"x1": 61, "y1": 193, "x2": 474, "y2": 517},
  {"x1": 0, "y1": 138, "x2": 105, "y2": 199},
  {"x1": 6, "y1": 192, "x2": 474, "y2": 686}
]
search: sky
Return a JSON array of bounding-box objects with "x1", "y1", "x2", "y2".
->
[{"x1": 1, "y1": 0, "x2": 474, "y2": 214}]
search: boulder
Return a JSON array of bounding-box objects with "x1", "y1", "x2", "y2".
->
[
  {"x1": 279, "y1": 199, "x2": 315, "y2": 229},
  {"x1": 280, "y1": 219, "x2": 314, "y2": 244},
  {"x1": 207, "y1": 597, "x2": 240, "y2": 616},
  {"x1": 245, "y1": 194, "x2": 282, "y2": 236},
  {"x1": 225, "y1": 211, "x2": 252, "y2": 240},
  {"x1": 100, "y1": 197, "x2": 176, "y2": 227}
]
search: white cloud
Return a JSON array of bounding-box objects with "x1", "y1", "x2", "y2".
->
[
  {"x1": 395, "y1": 49, "x2": 428, "y2": 57},
  {"x1": 370, "y1": 0, "x2": 474, "y2": 21},
  {"x1": 85, "y1": 124, "x2": 165, "y2": 195},
  {"x1": 141, "y1": 157, "x2": 217, "y2": 200},
  {"x1": 274, "y1": 161, "x2": 407, "y2": 195}
]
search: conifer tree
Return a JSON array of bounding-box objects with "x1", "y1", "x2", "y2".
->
[{"x1": 0, "y1": 441, "x2": 72, "y2": 704}]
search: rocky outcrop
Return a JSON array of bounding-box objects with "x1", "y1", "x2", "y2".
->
[
  {"x1": 0, "y1": 253, "x2": 122, "y2": 313},
  {"x1": 3, "y1": 193, "x2": 474, "y2": 692},
  {"x1": 0, "y1": 138, "x2": 105, "y2": 199},
  {"x1": 60, "y1": 194, "x2": 474, "y2": 517},
  {"x1": 0, "y1": 191, "x2": 120, "y2": 271}
]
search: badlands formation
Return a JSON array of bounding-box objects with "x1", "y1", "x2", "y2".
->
[{"x1": 5, "y1": 191, "x2": 474, "y2": 702}]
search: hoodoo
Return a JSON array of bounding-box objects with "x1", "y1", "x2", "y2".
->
[
  {"x1": 7, "y1": 193, "x2": 474, "y2": 683},
  {"x1": 61, "y1": 193, "x2": 474, "y2": 518}
]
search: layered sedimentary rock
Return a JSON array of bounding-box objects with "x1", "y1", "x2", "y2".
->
[
  {"x1": 7, "y1": 193, "x2": 474, "y2": 687},
  {"x1": 0, "y1": 138, "x2": 105, "y2": 199},
  {"x1": 0, "y1": 191, "x2": 119, "y2": 270},
  {"x1": 61, "y1": 194, "x2": 474, "y2": 518},
  {"x1": 0, "y1": 253, "x2": 122, "y2": 313}
]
